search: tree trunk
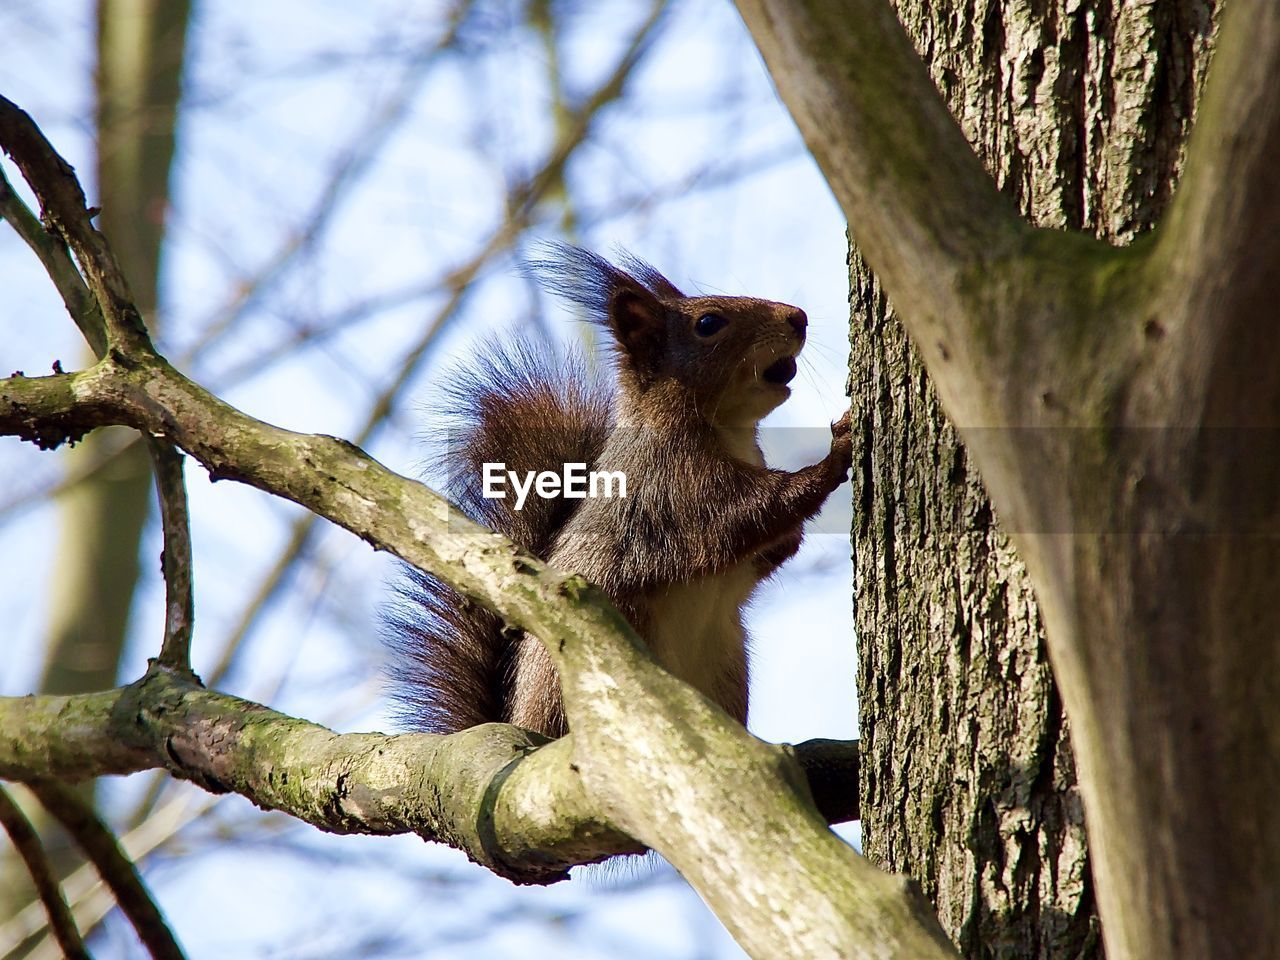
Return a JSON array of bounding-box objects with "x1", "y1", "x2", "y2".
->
[{"x1": 851, "y1": 1, "x2": 1216, "y2": 955}]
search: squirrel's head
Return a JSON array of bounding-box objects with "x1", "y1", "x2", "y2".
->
[{"x1": 530, "y1": 243, "x2": 807, "y2": 426}]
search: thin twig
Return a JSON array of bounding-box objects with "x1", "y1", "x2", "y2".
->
[
  {"x1": 147, "y1": 439, "x2": 195, "y2": 675},
  {"x1": 2, "y1": 790, "x2": 210, "y2": 959},
  {"x1": 0, "y1": 96, "x2": 151, "y2": 358},
  {"x1": 210, "y1": 142, "x2": 796, "y2": 392},
  {"x1": 0, "y1": 784, "x2": 92, "y2": 960},
  {"x1": 27, "y1": 781, "x2": 185, "y2": 960},
  {"x1": 179, "y1": 0, "x2": 476, "y2": 364},
  {"x1": 0, "y1": 162, "x2": 106, "y2": 358}
]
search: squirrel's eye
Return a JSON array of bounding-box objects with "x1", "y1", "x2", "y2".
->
[{"x1": 694, "y1": 313, "x2": 728, "y2": 337}]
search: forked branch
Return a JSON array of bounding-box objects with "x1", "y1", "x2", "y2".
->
[{"x1": 0, "y1": 95, "x2": 148, "y2": 357}]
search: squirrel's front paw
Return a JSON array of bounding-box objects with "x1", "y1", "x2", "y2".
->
[
  {"x1": 831, "y1": 409, "x2": 851, "y2": 441},
  {"x1": 829, "y1": 409, "x2": 853, "y2": 477}
]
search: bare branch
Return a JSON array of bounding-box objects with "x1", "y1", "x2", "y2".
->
[
  {"x1": 26, "y1": 780, "x2": 185, "y2": 960},
  {"x1": 147, "y1": 440, "x2": 195, "y2": 675},
  {"x1": 0, "y1": 792, "x2": 214, "y2": 956},
  {"x1": 0, "y1": 164, "x2": 107, "y2": 358},
  {"x1": 0, "y1": 785, "x2": 92, "y2": 960},
  {"x1": 204, "y1": 139, "x2": 796, "y2": 390},
  {"x1": 182, "y1": 0, "x2": 477, "y2": 359},
  {"x1": 0, "y1": 96, "x2": 149, "y2": 358},
  {"x1": 0, "y1": 674, "x2": 860, "y2": 908}
]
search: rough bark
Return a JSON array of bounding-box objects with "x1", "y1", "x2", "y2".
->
[
  {"x1": 851, "y1": 252, "x2": 1091, "y2": 959},
  {"x1": 847, "y1": 1, "x2": 1215, "y2": 956}
]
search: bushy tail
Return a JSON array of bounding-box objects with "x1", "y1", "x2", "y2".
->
[{"x1": 381, "y1": 340, "x2": 612, "y2": 733}]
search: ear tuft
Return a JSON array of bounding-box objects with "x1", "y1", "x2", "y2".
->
[
  {"x1": 523, "y1": 241, "x2": 683, "y2": 319},
  {"x1": 524, "y1": 241, "x2": 677, "y2": 378},
  {"x1": 615, "y1": 249, "x2": 685, "y2": 300}
]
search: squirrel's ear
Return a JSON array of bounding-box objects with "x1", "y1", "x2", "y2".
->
[{"x1": 609, "y1": 288, "x2": 666, "y2": 371}]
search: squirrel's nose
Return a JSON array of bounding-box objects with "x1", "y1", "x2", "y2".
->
[{"x1": 785, "y1": 308, "x2": 808, "y2": 334}]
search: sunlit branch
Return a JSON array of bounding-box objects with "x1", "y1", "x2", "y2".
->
[{"x1": 0, "y1": 96, "x2": 149, "y2": 358}]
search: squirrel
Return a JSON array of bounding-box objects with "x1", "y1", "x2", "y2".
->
[{"x1": 383, "y1": 244, "x2": 852, "y2": 738}]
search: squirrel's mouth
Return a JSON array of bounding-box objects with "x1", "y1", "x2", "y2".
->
[{"x1": 762, "y1": 356, "x2": 798, "y2": 386}]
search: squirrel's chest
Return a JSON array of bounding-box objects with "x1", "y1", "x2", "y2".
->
[{"x1": 641, "y1": 561, "x2": 761, "y2": 707}]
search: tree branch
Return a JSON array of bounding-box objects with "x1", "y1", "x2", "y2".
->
[
  {"x1": 25, "y1": 780, "x2": 185, "y2": 960},
  {"x1": 146, "y1": 440, "x2": 195, "y2": 675},
  {"x1": 0, "y1": 791, "x2": 215, "y2": 955},
  {"x1": 0, "y1": 95, "x2": 148, "y2": 357},
  {"x1": 183, "y1": 0, "x2": 477, "y2": 357},
  {"x1": 1153, "y1": 0, "x2": 1280, "y2": 428},
  {"x1": 0, "y1": 670, "x2": 622, "y2": 884},
  {"x1": 0, "y1": 164, "x2": 106, "y2": 358},
  {"x1": 733, "y1": 0, "x2": 1027, "y2": 328},
  {"x1": 0, "y1": 786, "x2": 92, "y2": 960},
  {"x1": 0, "y1": 673, "x2": 855, "y2": 881}
]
